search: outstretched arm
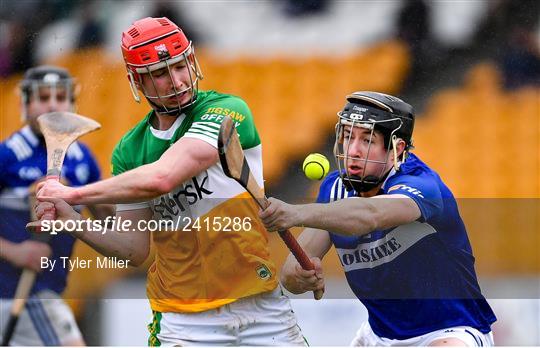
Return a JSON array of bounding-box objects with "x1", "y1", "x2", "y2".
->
[
  {"x1": 260, "y1": 194, "x2": 421, "y2": 237},
  {"x1": 38, "y1": 137, "x2": 218, "y2": 205}
]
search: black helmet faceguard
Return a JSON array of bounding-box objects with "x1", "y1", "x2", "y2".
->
[
  {"x1": 333, "y1": 91, "x2": 415, "y2": 193},
  {"x1": 19, "y1": 65, "x2": 77, "y2": 120}
]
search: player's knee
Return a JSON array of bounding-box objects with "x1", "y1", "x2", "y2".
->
[{"x1": 428, "y1": 337, "x2": 469, "y2": 346}]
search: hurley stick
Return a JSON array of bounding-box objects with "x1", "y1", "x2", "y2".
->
[{"x1": 218, "y1": 116, "x2": 324, "y2": 300}]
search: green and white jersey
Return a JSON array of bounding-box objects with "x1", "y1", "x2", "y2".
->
[
  {"x1": 112, "y1": 90, "x2": 260, "y2": 177},
  {"x1": 111, "y1": 90, "x2": 277, "y2": 313}
]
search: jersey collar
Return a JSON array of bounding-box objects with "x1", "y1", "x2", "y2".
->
[
  {"x1": 381, "y1": 162, "x2": 401, "y2": 192},
  {"x1": 149, "y1": 113, "x2": 186, "y2": 140}
]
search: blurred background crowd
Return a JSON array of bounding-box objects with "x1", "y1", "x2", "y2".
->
[{"x1": 0, "y1": 0, "x2": 538, "y2": 345}]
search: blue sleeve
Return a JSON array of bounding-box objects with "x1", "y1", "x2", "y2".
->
[
  {"x1": 316, "y1": 171, "x2": 341, "y2": 204},
  {"x1": 79, "y1": 143, "x2": 102, "y2": 184},
  {"x1": 385, "y1": 173, "x2": 443, "y2": 222},
  {"x1": 0, "y1": 142, "x2": 15, "y2": 190},
  {"x1": 0, "y1": 143, "x2": 8, "y2": 176}
]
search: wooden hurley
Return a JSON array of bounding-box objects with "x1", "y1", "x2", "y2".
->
[{"x1": 217, "y1": 116, "x2": 324, "y2": 300}]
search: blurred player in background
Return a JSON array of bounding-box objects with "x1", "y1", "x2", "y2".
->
[
  {"x1": 259, "y1": 91, "x2": 497, "y2": 346},
  {"x1": 0, "y1": 66, "x2": 111, "y2": 346},
  {"x1": 35, "y1": 17, "x2": 306, "y2": 346}
]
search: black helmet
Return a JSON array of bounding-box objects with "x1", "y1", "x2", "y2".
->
[
  {"x1": 19, "y1": 65, "x2": 76, "y2": 104},
  {"x1": 339, "y1": 91, "x2": 415, "y2": 147},
  {"x1": 19, "y1": 65, "x2": 77, "y2": 121},
  {"x1": 334, "y1": 91, "x2": 415, "y2": 193}
]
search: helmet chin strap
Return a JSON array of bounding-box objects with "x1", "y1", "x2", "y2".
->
[
  {"x1": 145, "y1": 88, "x2": 199, "y2": 117},
  {"x1": 147, "y1": 98, "x2": 182, "y2": 117},
  {"x1": 342, "y1": 173, "x2": 389, "y2": 193}
]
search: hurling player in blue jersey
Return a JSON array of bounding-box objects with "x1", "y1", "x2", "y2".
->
[
  {"x1": 0, "y1": 66, "x2": 111, "y2": 346},
  {"x1": 260, "y1": 91, "x2": 496, "y2": 346}
]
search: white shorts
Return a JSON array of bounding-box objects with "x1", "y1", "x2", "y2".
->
[
  {"x1": 149, "y1": 286, "x2": 307, "y2": 346},
  {"x1": 0, "y1": 290, "x2": 83, "y2": 346},
  {"x1": 351, "y1": 321, "x2": 494, "y2": 347}
]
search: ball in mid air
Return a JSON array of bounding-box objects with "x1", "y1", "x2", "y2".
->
[{"x1": 303, "y1": 153, "x2": 330, "y2": 180}]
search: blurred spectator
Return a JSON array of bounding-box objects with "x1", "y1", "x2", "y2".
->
[
  {"x1": 0, "y1": 2, "x2": 41, "y2": 75},
  {"x1": 397, "y1": 0, "x2": 429, "y2": 46},
  {"x1": 476, "y1": 0, "x2": 539, "y2": 43},
  {"x1": 0, "y1": 0, "x2": 78, "y2": 76},
  {"x1": 0, "y1": 24, "x2": 10, "y2": 77},
  {"x1": 476, "y1": 0, "x2": 540, "y2": 89},
  {"x1": 77, "y1": 0, "x2": 104, "y2": 49},
  {"x1": 499, "y1": 26, "x2": 540, "y2": 89},
  {"x1": 49, "y1": 0, "x2": 79, "y2": 20},
  {"x1": 3, "y1": 21, "x2": 35, "y2": 76},
  {"x1": 152, "y1": 1, "x2": 203, "y2": 45},
  {"x1": 282, "y1": 0, "x2": 329, "y2": 17},
  {"x1": 396, "y1": 0, "x2": 442, "y2": 82}
]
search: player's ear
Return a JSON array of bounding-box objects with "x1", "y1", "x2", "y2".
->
[
  {"x1": 391, "y1": 136, "x2": 407, "y2": 169},
  {"x1": 396, "y1": 138, "x2": 406, "y2": 156}
]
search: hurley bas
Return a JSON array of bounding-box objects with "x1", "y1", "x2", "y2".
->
[{"x1": 41, "y1": 256, "x2": 130, "y2": 272}]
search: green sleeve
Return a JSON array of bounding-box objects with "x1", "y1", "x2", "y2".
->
[
  {"x1": 111, "y1": 138, "x2": 128, "y2": 176},
  {"x1": 184, "y1": 95, "x2": 261, "y2": 149}
]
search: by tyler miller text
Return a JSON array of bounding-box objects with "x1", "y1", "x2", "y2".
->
[{"x1": 41, "y1": 257, "x2": 130, "y2": 271}]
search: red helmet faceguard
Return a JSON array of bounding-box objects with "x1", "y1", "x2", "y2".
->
[{"x1": 121, "y1": 17, "x2": 203, "y2": 116}]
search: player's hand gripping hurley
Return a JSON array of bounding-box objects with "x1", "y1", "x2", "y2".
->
[
  {"x1": 1, "y1": 112, "x2": 100, "y2": 346},
  {"x1": 218, "y1": 116, "x2": 324, "y2": 300},
  {"x1": 26, "y1": 112, "x2": 100, "y2": 231}
]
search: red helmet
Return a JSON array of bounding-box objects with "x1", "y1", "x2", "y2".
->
[{"x1": 121, "y1": 17, "x2": 203, "y2": 115}]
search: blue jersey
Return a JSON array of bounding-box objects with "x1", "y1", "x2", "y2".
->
[
  {"x1": 0, "y1": 126, "x2": 101, "y2": 297},
  {"x1": 317, "y1": 153, "x2": 496, "y2": 339}
]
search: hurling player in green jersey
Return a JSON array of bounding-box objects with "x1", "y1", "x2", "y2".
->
[{"x1": 35, "y1": 17, "x2": 306, "y2": 346}]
